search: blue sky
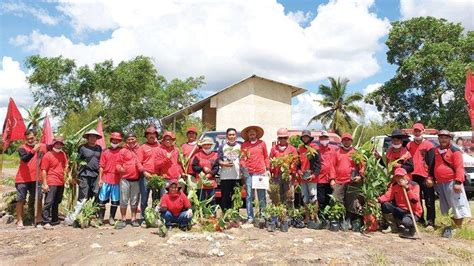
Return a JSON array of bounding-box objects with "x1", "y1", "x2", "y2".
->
[{"x1": 0, "y1": 0, "x2": 472, "y2": 128}]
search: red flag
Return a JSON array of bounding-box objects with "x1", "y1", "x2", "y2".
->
[
  {"x1": 40, "y1": 115, "x2": 53, "y2": 145},
  {"x1": 2, "y1": 98, "x2": 27, "y2": 151},
  {"x1": 96, "y1": 117, "x2": 106, "y2": 150},
  {"x1": 465, "y1": 68, "x2": 474, "y2": 142}
]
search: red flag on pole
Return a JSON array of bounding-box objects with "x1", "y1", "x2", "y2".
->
[
  {"x1": 96, "y1": 117, "x2": 106, "y2": 150},
  {"x1": 464, "y1": 68, "x2": 474, "y2": 142},
  {"x1": 40, "y1": 115, "x2": 54, "y2": 145},
  {"x1": 2, "y1": 98, "x2": 27, "y2": 151}
]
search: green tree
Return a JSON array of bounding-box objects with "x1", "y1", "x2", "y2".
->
[
  {"x1": 366, "y1": 17, "x2": 473, "y2": 130},
  {"x1": 307, "y1": 77, "x2": 364, "y2": 134},
  {"x1": 23, "y1": 104, "x2": 45, "y2": 132},
  {"x1": 25, "y1": 55, "x2": 205, "y2": 132}
]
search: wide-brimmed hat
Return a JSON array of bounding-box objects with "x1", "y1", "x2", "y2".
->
[
  {"x1": 198, "y1": 137, "x2": 214, "y2": 146},
  {"x1": 320, "y1": 130, "x2": 330, "y2": 138},
  {"x1": 387, "y1": 129, "x2": 409, "y2": 139},
  {"x1": 341, "y1": 133, "x2": 353, "y2": 141},
  {"x1": 300, "y1": 130, "x2": 314, "y2": 142},
  {"x1": 83, "y1": 129, "x2": 102, "y2": 139},
  {"x1": 162, "y1": 131, "x2": 176, "y2": 140},
  {"x1": 438, "y1": 129, "x2": 454, "y2": 139},
  {"x1": 110, "y1": 132, "x2": 123, "y2": 141},
  {"x1": 241, "y1": 125, "x2": 264, "y2": 141},
  {"x1": 52, "y1": 136, "x2": 65, "y2": 145}
]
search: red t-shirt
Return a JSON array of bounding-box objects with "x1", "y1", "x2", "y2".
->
[
  {"x1": 269, "y1": 144, "x2": 298, "y2": 177},
  {"x1": 155, "y1": 145, "x2": 183, "y2": 180},
  {"x1": 316, "y1": 145, "x2": 336, "y2": 184},
  {"x1": 181, "y1": 142, "x2": 199, "y2": 174},
  {"x1": 16, "y1": 143, "x2": 48, "y2": 183},
  {"x1": 137, "y1": 142, "x2": 160, "y2": 174},
  {"x1": 407, "y1": 140, "x2": 434, "y2": 178},
  {"x1": 118, "y1": 145, "x2": 140, "y2": 180},
  {"x1": 241, "y1": 140, "x2": 269, "y2": 174},
  {"x1": 433, "y1": 146, "x2": 465, "y2": 183},
  {"x1": 40, "y1": 150, "x2": 68, "y2": 186},
  {"x1": 335, "y1": 147, "x2": 358, "y2": 184},
  {"x1": 160, "y1": 191, "x2": 191, "y2": 217},
  {"x1": 379, "y1": 182, "x2": 422, "y2": 217},
  {"x1": 99, "y1": 147, "x2": 122, "y2": 184},
  {"x1": 298, "y1": 143, "x2": 319, "y2": 183}
]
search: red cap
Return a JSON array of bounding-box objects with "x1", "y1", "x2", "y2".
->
[
  {"x1": 413, "y1": 123, "x2": 424, "y2": 131},
  {"x1": 145, "y1": 125, "x2": 158, "y2": 137},
  {"x1": 341, "y1": 133, "x2": 353, "y2": 140},
  {"x1": 394, "y1": 168, "x2": 407, "y2": 177},
  {"x1": 277, "y1": 128, "x2": 289, "y2": 138},
  {"x1": 162, "y1": 131, "x2": 176, "y2": 140},
  {"x1": 110, "y1": 132, "x2": 122, "y2": 141},
  {"x1": 187, "y1": 126, "x2": 198, "y2": 134},
  {"x1": 52, "y1": 136, "x2": 65, "y2": 145}
]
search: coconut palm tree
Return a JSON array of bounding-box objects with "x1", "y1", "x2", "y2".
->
[
  {"x1": 24, "y1": 104, "x2": 45, "y2": 132},
  {"x1": 307, "y1": 77, "x2": 364, "y2": 134}
]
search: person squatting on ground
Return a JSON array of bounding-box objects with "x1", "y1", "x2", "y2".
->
[
  {"x1": 269, "y1": 128, "x2": 298, "y2": 208},
  {"x1": 192, "y1": 137, "x2": 219, "y2": 204},
  {"x1": 116, "y1": 133, "x2": 141, "y2": 229},
  {"x1": 297, "y1": 130, "x2": 321, "y2": 222},
  {"x1": 379, "y1": 168, "x2": 422, "y2": 238},
  {"x1": 217, "y1": 128, "x2": 242, "y2": 211},
  {"x1": 240, "y1": 125, "x2": 270, "y2": 223},
  {"x1": 40, "y1": 136, "x2": 68, "y2": 229},
  {"x1": 15, "y1": 129, "x2": 48, "y2": 229},
  {"x1": 315, "y1": 131, "x2": 336, "y2": 211},
  {"x1": 426, "y1": 130, "x2": 472, "y2": 238},
  {"x1": 159, "y1": 180, "x2": 193, "y2": 230},
  {"x1": 406, "y1": 123, "x2": 436, "y2": 229},
  {"x1": 137, "y1": 125, "x2": 161, "y2": 221},
  {"x1": 332, "y1": 133, "x2": 365, "y2": 230},
  {"x1": 97, "y1": 132, "x2": 123, "y2": 225}
]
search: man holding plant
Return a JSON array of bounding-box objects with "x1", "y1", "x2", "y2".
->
[
  {"x1": 269, "y1": 128, "x2": 298, "y2": 207},
  {"x1": 97, "y1": 132, "x2": 123, "y2": 225},
  {"x1": 138, "y1": 125, "x2": 161, "y2": 221},
  {"x1": 316, "y1": 131, "x2": 336, "y2": 211},
  {"x1": 382, "y1": 129, "x2": 414, "y2": 175},
  {"x1": 426, "y1": 130, "x2": 472, "y2": 238},
  {"x1": 192, "y1": 137, "x2": 219, "y2": 204},
  {"x1": 378, "y1": 168, "x2": 421, "y2": 238},
  {"x1": 76, "y1": 129, "x2": 103, "y2": 203},
  {"x1": 181, "y1": 126, "x2": 200, "y2": 175},
  {"x1": 155, "y1": 131, "x2": 184, "y2": 185}
]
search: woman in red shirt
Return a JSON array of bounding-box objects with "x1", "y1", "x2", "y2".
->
[
  {"x1": 191, "y1": 137, "x2": 219, "y2": 204},
  {"x1": 160, "y1": 180, "x2": 192, "y2": 230}
]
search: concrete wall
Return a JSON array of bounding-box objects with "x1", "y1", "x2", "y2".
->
[
  {"x1": 202, "y1": 101, "x2": 216, "y2": 130},
  {"x1": 213, "y1": 77, "x2": 293, "y2": 150}
]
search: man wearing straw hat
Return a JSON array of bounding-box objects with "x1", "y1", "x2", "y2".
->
[
  {"x1": 77, "y1": 129, "x2": 103, "y2": 203},
  {"x1": 240, "y1": 125, "x2": 269, "y2": 223}
]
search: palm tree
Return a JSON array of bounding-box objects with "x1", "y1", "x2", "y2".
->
[
  {"x1": 24, "y1": 104, "x2": 45, "y2": 132},
  {"x1": 307, "y1": 77, "x2": 364, "y2": 134}
]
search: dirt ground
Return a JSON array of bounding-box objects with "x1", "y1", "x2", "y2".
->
[{"x1": 0, "y1": 220, "x2": 473, "y2": 265}]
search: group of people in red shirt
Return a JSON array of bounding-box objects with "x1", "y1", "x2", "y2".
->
[{"x1": 14, "y1": 122, "x2": 471, "y2": 238}]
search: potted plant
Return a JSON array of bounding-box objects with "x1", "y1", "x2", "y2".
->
[
  {"x1": 288, "y1": 207, "x2": 305, "y2": 228},
  {"x1": 275, "y1": 204, "x2": 289, "y2": 232},
  {"x1": 263, "y1": 204, "x2": 278, "y2": 232},
  {"x1": 75, "y1": 198, "x2": 99, "y2": 229},
  {"x1": 305, "y1": 203, "x2": 322, "y2": 230}
]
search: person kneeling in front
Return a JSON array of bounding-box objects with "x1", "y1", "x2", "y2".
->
[{"x1": 159, "y1": 180, "x2": 192, "y2": 231}]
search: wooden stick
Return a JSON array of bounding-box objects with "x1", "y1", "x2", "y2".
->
[
  {"x1": 34, "y1": 151, "x2": 43, "y2": 227},
  {"x1": 402, "y1": 186, "x2": 421, "y2": 239}
]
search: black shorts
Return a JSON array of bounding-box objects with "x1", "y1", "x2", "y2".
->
[{"x1": 15, "y1": 182, "x2": 41, "y2": 202}]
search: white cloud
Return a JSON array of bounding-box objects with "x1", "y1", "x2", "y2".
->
[
  {"x1": 1, "y1": 1, "x2": 59, "y2": 25},
  {"x1": 0, "y1": 57, "x2": 33, "y2": 124},
  {"x1": 286, "y1": 10, "x2": 313, "y2": 26},
  {"x1": 400, "y1": 0, "x2": 474, "y2": 30},
  {"x1": 14, "y1": 0, "x2": 390, "y2": 89},
  {"x1": 291, "y1": 82, "x2": 383, "y2": 129}
]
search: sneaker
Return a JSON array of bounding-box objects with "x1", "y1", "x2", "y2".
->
[
  {"x1": 247, "y1": 218, "x2": 254, "y2": 224},
  {"x1": 131, "y1": 220, "x2": 140, "y2": 227},
  {"x1": 43, "y1": 223, "x2": 53, "y2": 230},
  {"x1": 115, "y1": 220, "x2": 127, "y2": 230},
  {"x1": 425, "y1": 225, "x2": 435, "y2": 232},
  {"x1": 442, "y1": 227, "x2": 453, "y2": 238}
]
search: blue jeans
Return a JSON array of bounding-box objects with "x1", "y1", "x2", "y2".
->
[
  {"x1": 139, "y1": 175, "x2": 165, "y2": 219},
  {"x1": 161, "y1": 210, "x2": 190, "y2": 227},
  {"x1": 245, "y1": 172, "x2": 266, "y2": 220}
]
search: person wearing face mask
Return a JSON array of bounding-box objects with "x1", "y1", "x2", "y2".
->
[
  {"x1": 240, "y1": 125, "x2": 269, "y2": 223},
  {"x1": 181, "y1": 126, "x2": 200, "y2": 175},
  {"x1": 15, "y1": 130, "x2": 48, "y2": 229},
  {"x1": 40, "y1": 136, "x2": 68, "y2": 229},
  {"x1": 159, "y1": 180, "x2": 192, "y2": 230},
  {"x1": 269, "y1": 128, "x2": 298, "y2": 207},
  {"x1": 383, "y1": 129, "x2": 414, "y2": 175},
  {"x1": 218, "y1": 128, "x2": 242, "y2": 211},
  {"x1": 155, "y1": 131, "x2": 184, "y2": 192},
  {"x1": 406, "y1": 123, "x2": 436, "y2": 229},
  {"x1": 97, "y1": 132, "x2": 123, "y2": 225},
  {"x1": 332, "y1": 133, "x2": 364, "y2": 231},
  {"x1": 116, "y1": 133, "x2": 141, "y2": 229},
  {"x1": 315, "y1": 131, "x2": 336, "y2": 211},
  {"x1": 137, "y1": 125, "x2": 160, "y2": 222},
  {"x1": 192, "y1": 137, "x2": 219, "y2": 204},
  {"x1": 425, "y1": 130, "x2": 471, "y2": 238}
]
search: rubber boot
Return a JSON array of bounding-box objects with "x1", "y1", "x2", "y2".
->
[
  {"x1": 382, "y1": 214, "x2": 398, "y2": 234},
  {"x1": 98, "y1": 207, "x2": 106, "y2": 225},
  {"x1": 109, "y1": 206, "x2": 117, "y2": 225}
]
